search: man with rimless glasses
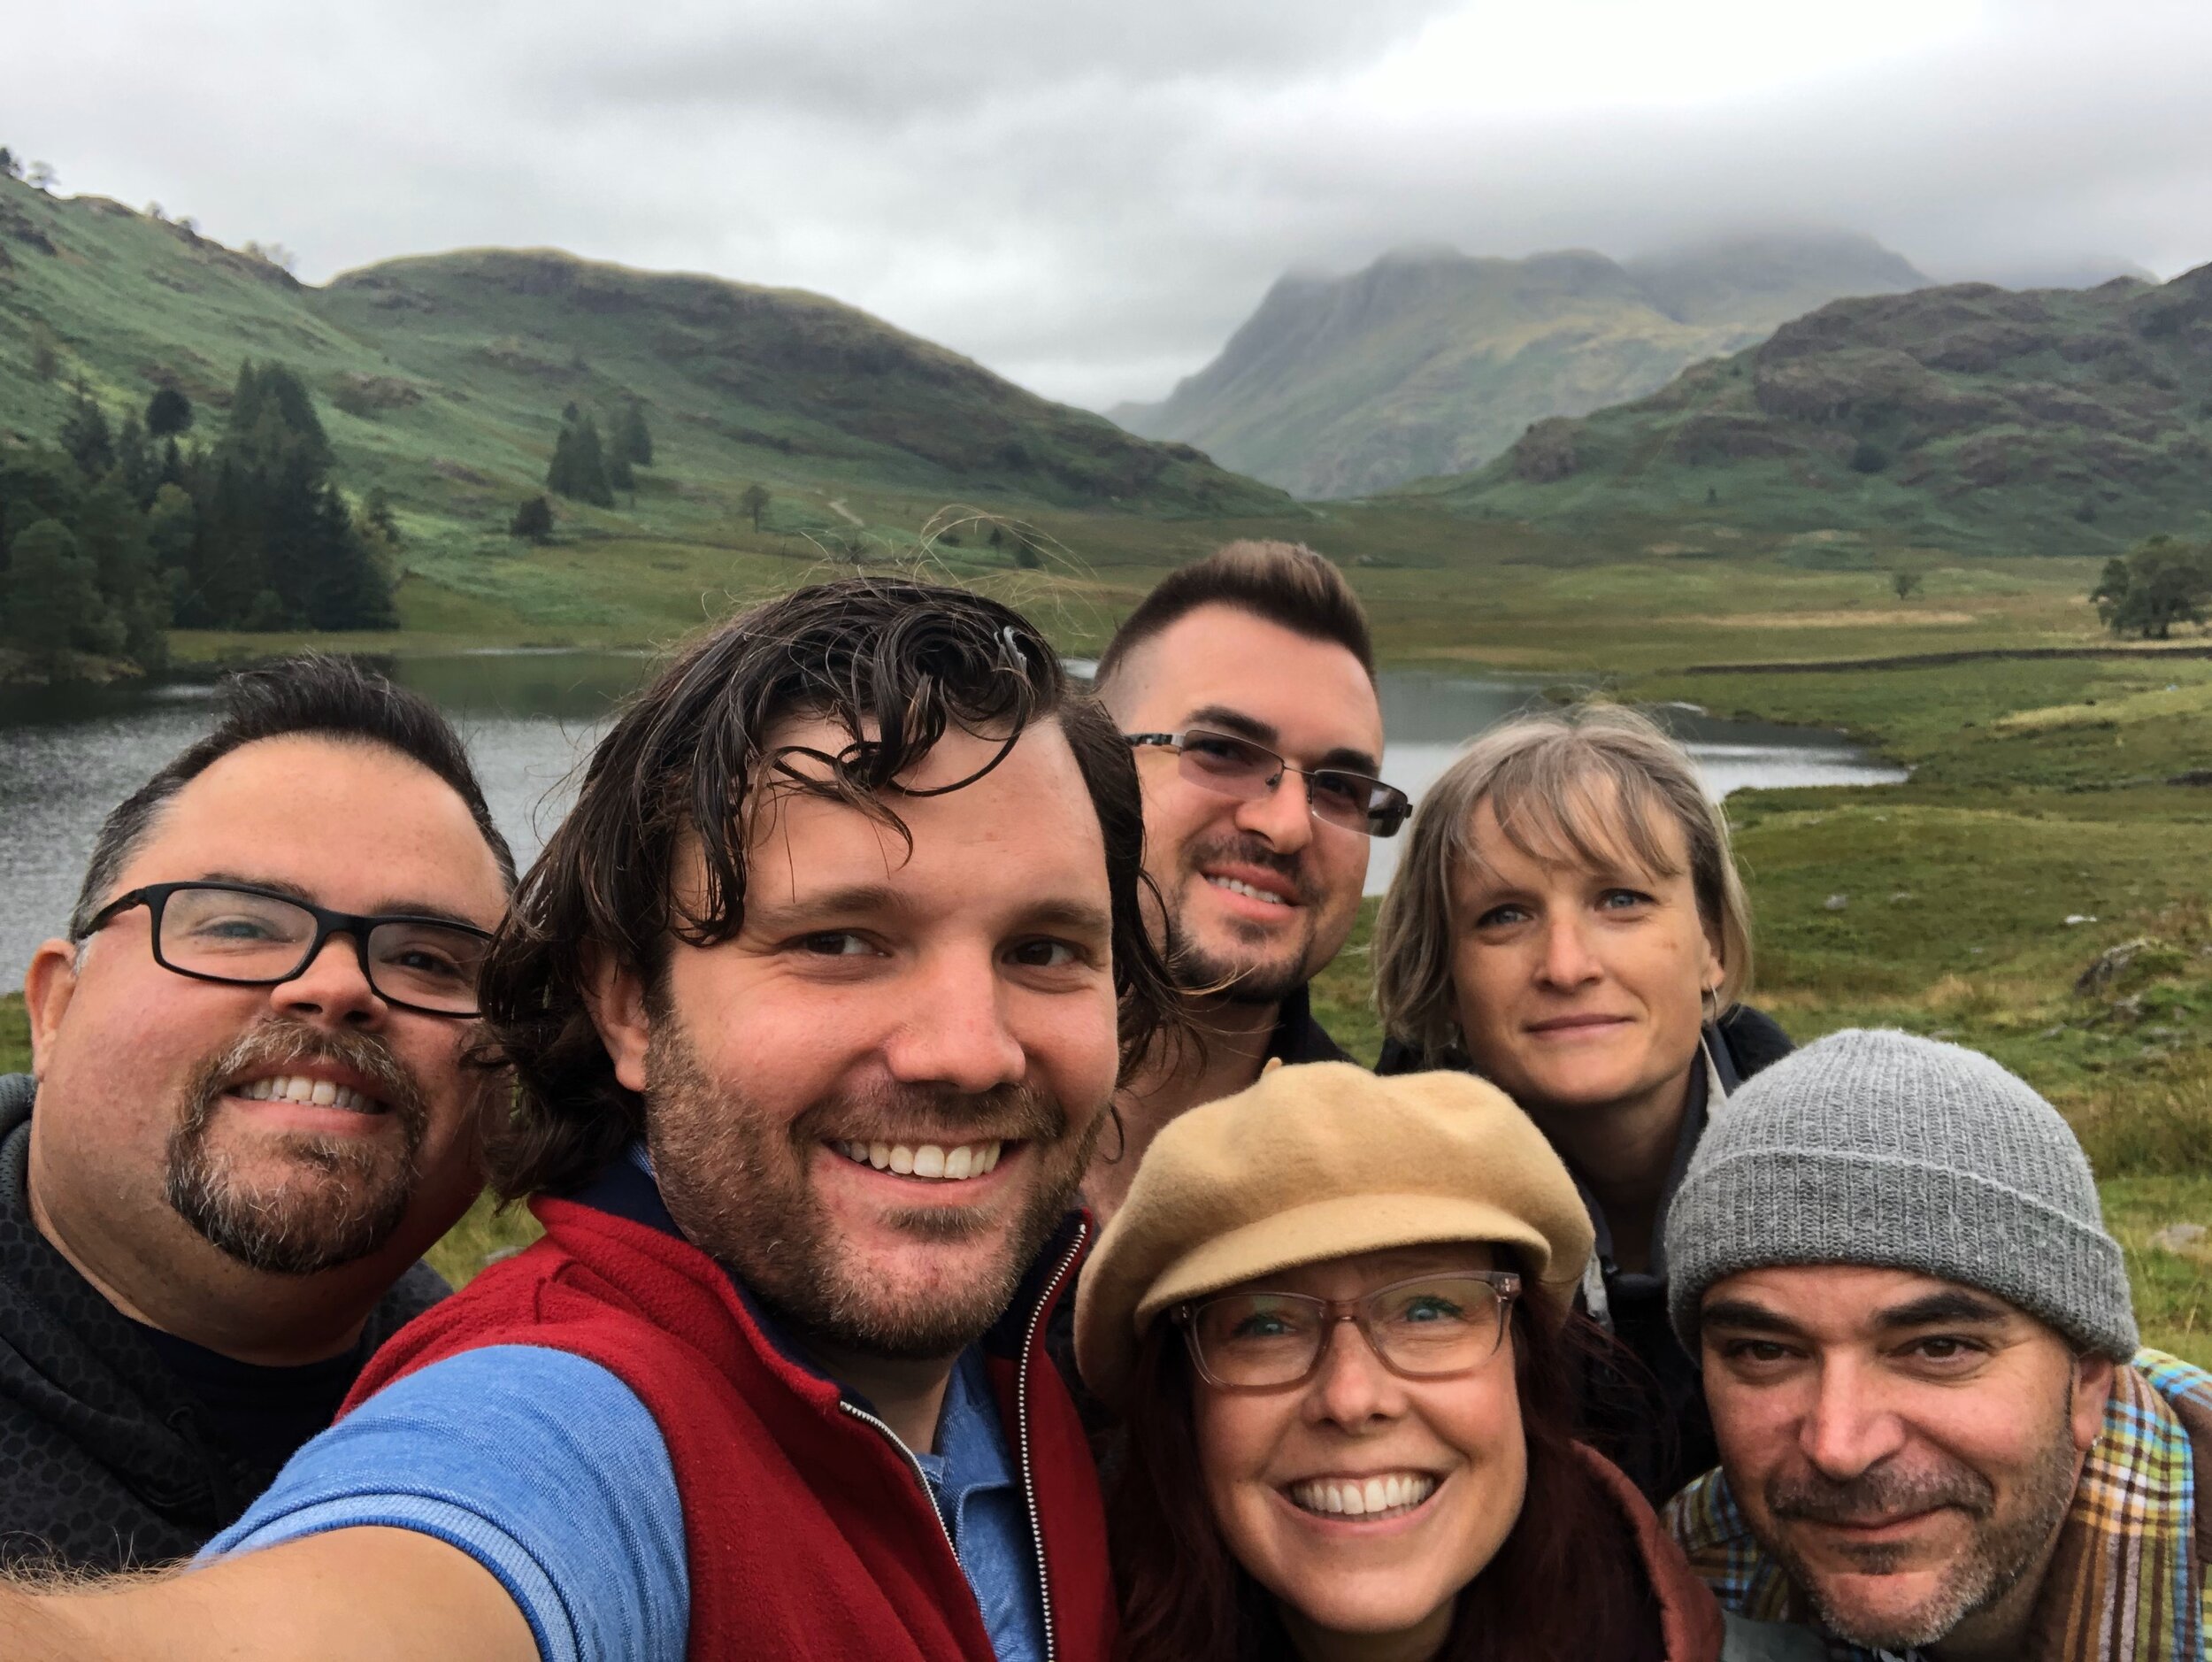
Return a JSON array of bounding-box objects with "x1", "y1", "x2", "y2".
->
[
  {"x1": 0, "y1": 657, "x2": 512, "y2": 1569},
  {"x1": 1084, "y1": 542, "x2": 1402, "y2": 1226}
]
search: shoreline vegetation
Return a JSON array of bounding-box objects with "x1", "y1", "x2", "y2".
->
[{"x1": 4, "y1": 536, "x2": 2208, "y2": 1365}]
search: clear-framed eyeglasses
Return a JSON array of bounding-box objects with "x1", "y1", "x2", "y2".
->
[
  {"x1": 1171, "y1": 1269, "x2": 1521, "y2": 1391},
  {"x1": 80, "y1": 881, "x2": 494, "y2": 1018},
  {"x1": 1125, "y1": 727, "x2": 1411, "y2": 838}
]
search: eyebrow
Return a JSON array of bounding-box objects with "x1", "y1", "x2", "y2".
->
[
  {"x1": 196, "y1": 873, "x2": 489, "y2": 931},
  {"x1": 1699, "y1": 1298, "x2": 1803, "y2": 1338},
  {"x1": 746, "y1": 881, "x2": 910, "y2": 926},
  {"x1": 1185, "y1": 705, "x2": 1382, "y2": 777},
  {"x1": 1701, "y1": 1289, "x2": 2016, "y2": 1341},
  {"x1": 1873, "y1": 1290, "x2": 2013, "y2": 1331},
  {"x1": 748, "y1": 883, "x2": 1112, "y2": 943}
]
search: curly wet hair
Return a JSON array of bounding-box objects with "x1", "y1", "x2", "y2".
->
[{"x1": 478, "y1": 576, "x2": 1179, "y2": 1198}]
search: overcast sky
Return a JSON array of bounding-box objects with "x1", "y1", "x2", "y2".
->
[{"x1": 5, "y1": 0, "x2": 2209, "y2": 409}]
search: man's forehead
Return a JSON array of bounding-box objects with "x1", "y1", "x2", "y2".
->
[
  {"x1": 1705, "y1": 1263, "x2": 2028, "y2": 1335},
  {"x1": 740, "y1": 715, "x2": 1106, "y2": 910},
  {"x1": 116, "y1": 735, "x2": 503, "y2": 910},
  {"x1": 1117, "y1": 607, "x2": 1382, "y2": 749}
]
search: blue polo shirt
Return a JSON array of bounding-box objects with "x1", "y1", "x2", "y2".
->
[{"x1": 205, "y1": 1150, "x2": 1046, "y2": 1662}]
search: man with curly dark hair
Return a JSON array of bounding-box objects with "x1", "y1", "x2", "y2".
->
[{"x1": 0, "y1": 579, "x2": 1179, "y2": 1662}]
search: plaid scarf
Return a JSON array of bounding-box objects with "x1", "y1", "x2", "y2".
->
[{"x1": 1663, "y1": 1349, "x2": 2212, "y2": 1662}]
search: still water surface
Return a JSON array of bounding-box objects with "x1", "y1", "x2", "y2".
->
[{"x1": 0, "y1": 651, "x2": 1904, "y2": 987}]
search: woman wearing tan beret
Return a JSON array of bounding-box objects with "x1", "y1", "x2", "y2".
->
[
  {"x1": 1371, "y1": 705, "x2": 1793, "y2": 1503},
  {"x1": 1074, "y1": 1062, "x2": 1808, "y2": 1662}
]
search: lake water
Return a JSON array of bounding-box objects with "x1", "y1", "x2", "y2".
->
[{"x1": 0, "y1": 651, "x2": 1905, "y2": 987}]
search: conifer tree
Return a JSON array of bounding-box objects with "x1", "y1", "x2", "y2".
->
[
  {"x1": 145, "y1": 388, "x2": 194, "y2": 437},
  {"x1": 613, "y1": 402, "x2": 653, "y2": 467},
  {"x1": 546, "y1": 411, "x2": 614, "y2": 506},
  {"x1": 58, "y1": 389, "x2": 116, "y2": 480},
  {"x1": 510, "y1": 496, "x2": 554, "y2": 543},
  {"x1": 4, "y1": 519, "x2": 121, "y2": 676}
]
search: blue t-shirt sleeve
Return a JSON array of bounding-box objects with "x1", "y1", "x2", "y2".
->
[{"x1": 202, "y1": 1345, "x2": 687, "y2": 1662}]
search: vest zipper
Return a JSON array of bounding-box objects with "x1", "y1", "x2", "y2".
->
[
  {"x1": 834, "y1": 1217, "x2": 1086, "y2": 1662},
  {"x1": 1015, "y1": 1221, "x2": 1087, "y2": 1662},
  {"x1": 835, "y1": 1398, "x2": 967, "y2": 1579}
]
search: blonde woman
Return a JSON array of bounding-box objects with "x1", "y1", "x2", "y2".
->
[{"x1": 1373, "y1": 705, "x2": 1792, "y2": 1502}]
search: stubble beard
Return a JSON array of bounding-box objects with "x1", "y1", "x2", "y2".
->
[
  {"x1": 1167, "y1": 833, "x2": 1323, "y2": 1008},
  {"x1": 165, "y1": 1020, "x2": 438, "y2": 1276},
  {"x1": 1766, "y1": 1390, "x2": 2081, "y2": 1650},
  {"x1": 643, "y1": 1017, "x2": 1105, "y2": 1363}
]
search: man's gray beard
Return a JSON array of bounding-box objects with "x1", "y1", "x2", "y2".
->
[
  {"x1": 165, "y1": 1020, "x2": 432, "y2": 1276},
  {"x1": 1768, "y1": 1385, "x2": 2081, "y2": 1650},
  {"x1": 644, "y1": 1018, "x2": 1104, "y2": 1363}
]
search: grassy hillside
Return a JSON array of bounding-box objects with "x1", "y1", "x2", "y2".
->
[
  {"x1": 1113, "y1": 234, "x2": 1926, "y2": 499},
  {"x1": 0, "y1": 175, "x2": 1288, "y2": 622},
  {"x1": 1421, "y1": 268, "x2": 2212, "y2": 559}
]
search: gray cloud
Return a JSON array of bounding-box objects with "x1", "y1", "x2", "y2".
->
[{"x1": 4, "y1": 1, "x2": 2208, "y2": 411}]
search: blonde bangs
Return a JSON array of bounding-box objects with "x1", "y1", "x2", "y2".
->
[{"x1": 1375, "y1": 704, "x2": 1755, "y2": 1058}]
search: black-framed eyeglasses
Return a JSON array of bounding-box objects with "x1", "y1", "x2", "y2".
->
[
  {"x1": 1125, "y1": 728, "x2": 1411, "y2": 838},
  {"x1": 1172, "y1": 1270, "x2": 1521, "y2": 1391},
  {"x1": 81, "y1": 881, "x2": 494, "y2": 1018}
]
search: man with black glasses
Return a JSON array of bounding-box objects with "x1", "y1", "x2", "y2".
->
[
  {"x1": 0, "y1": 655, "x2": 513, "y2": 1568},
  {"x1": 1084, "y1": 541, "x2": 1402, "y2": 1224}
]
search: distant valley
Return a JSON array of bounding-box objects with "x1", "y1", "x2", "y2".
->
[{"x1": 1111, "y1": 232, "x2": 1933, "y2": 498}]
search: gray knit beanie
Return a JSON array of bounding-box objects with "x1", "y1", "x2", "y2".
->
[{"x1": 1666, "y1": 1028, "x2": 2137, "y2": 1360}]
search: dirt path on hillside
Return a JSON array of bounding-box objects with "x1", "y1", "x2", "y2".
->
[{"x1": 826, "y1": 497, "x2": 864, "y2": 526}]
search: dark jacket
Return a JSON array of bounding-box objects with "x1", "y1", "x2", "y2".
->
[
  {"x1": 347, "y1": 1158, "x2": 1118, "y2": 1662},
  {"x1": 0, "y1": 1073, "x2": 447, "y2": 1568},
  {"x1": 1378, "y1": 1006, "x2": 1794, "y2": 1503},
  {"x1": 1263, "y1": 983, "x2": 1351, "y2": 1066}
]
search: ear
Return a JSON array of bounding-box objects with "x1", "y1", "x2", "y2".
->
[
  {"x1": 1700, "y1": 912, "x2": 1726, "y2": 996},
  {"x1": 580, "y1": 944, "x2": 655, "y2": 1096},
  {"x1": 2070, "y1": 1350, "x2": 2116, "y2": 1457},
  {"x1": 23, "y1": 938, "x2": 81, "y2": 1080}
]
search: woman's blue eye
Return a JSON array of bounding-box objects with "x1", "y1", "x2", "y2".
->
[{"x1": 1398, "y1": 1297, "x2": 1465, "y2": 1325}]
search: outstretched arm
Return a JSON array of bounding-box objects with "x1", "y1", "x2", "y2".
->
[{"x1": 0, "y1": 1526, "x2": 538, "y2": 1661}]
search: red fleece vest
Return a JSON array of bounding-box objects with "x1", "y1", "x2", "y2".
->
[{"x1": 343, "y1": 1197, "x2": 1117, "y2": 1662}]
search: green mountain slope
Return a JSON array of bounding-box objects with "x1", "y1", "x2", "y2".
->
[
  {"x1": 0, "y1": 178, "x2": 1286, "y2": 552},
  {"x1": 1417, "y1": 268, "x2": 2212, "y2": 559},
  {"x1": 1112, "y1": 234, "x2": 1927, "y2": 499}
]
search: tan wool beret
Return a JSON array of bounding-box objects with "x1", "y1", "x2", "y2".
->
[{"x1": 1074, "y1": 1061, "x2": 1595, "y2": 1411}]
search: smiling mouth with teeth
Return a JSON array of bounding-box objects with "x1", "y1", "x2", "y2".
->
[
  {"x1": 833, "y1": 1138, "x2": 1006, "y2": 1181},
  {"x1": 230, "y1": 1075, "x2": 384, "y2": 1113},
  {"x1": 1286, "y1": 1473, "x2": 1440, "y2": 1520},
  {"x1": 1203, "y1": 873, "x2": 1294, "y2": 908}
]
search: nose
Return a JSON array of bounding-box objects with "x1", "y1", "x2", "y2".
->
[
  {"x1": 881, "y1": 948, "x2": 1025, "y2": 1094},
  {"x1": 1535, "y1": 912, "x2": 1601, "y2": 989},
  {"x1": 1798, "y1": 1357, "x2": 1909, "y2": 1481},
  {"x1": 1230, "y1": 767, "x2": 1316, "y2": 856},
  {"x1": 270, "y1": 934, "x2": 388, "y2": 1030},
  {"x1": 1304, "y1": 1319, "x2": 1404, "y2": 1431}
]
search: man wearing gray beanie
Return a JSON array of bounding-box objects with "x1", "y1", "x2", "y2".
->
[{"x1": 1658, "y1": 1028, "x2": 2212, "y2": 1661}]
